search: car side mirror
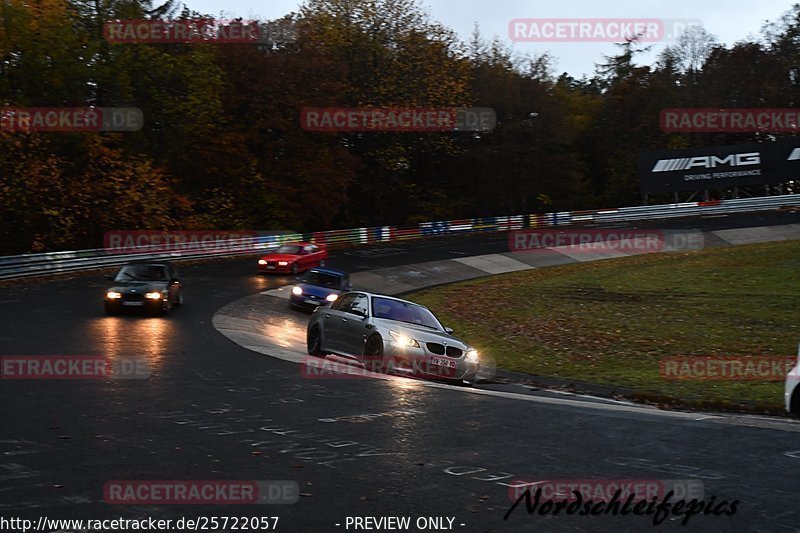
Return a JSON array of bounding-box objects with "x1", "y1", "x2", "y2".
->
[
  {"x1": 444, "y1": 327, "x2": 454, "y2": 334},
  {"x1": 352, "y1": 309, "x2": 367, "y2": 319},
  {"x1": 105, "y1": 274, "x2": 115, "y2": 281},
  {"x1": 171, "y1": 277, "x2": 180, "y2": 284}
]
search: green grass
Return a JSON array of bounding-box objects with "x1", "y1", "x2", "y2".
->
[{"x1": 410, "y1": 240, "x2": 800, "y2": 413}]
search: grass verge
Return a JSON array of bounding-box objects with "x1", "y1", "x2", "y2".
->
[{"x1": 410, "y1": 240, "x2": 800, "y2": 414}]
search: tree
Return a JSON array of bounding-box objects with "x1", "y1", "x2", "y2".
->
[
  {"x1": 298, "y1": 0, "x2": 473, "y2": 225},
  {"x1": 659, "y1": 25, "x2": 718, "y2": 76}
]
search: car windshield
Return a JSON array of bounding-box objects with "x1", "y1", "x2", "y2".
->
[
  {"x1": 372, "y1": 297, "x2": 442, "y2": 330},
  {"x1": 275, "y1": 245, "x2": 301, "y2": 254},
  {"x1": 300, "y1": 271, "x2": 342, "y2": 288},
  {"x1": 114, "y1": 265, "x2": 168, "y2": 281}
]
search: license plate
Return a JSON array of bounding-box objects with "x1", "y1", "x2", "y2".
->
[
  {"x1": 305, "y1": 299, "x2": 319, "y2": 305},
  {"x1": 122, "y1": 301, "x2": 144, "y2": 307},
  {"x1": 267, "y1": 265, "x2": 275, "y2": 269},
  {"x1": 428, "y1": 356, "x2": 456, "y2": 368}
]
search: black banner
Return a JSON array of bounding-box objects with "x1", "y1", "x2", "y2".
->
[
  {"x1": 638, "y1": 142, "x2": 787, "y2": 193},
  {"x1": 777, "y1": 137, "x2": 800, "y2": 180}
]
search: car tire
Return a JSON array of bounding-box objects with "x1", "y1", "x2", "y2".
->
[
  {"x1": 104, "y1": 303, "x2": 116, "y2": 315},
  {"x1": 174, "y1": 291, "x2": 183, "y2": 307},
  {"x1": 291, "y1": 263, "x2": 298, "y2": 275},
  {"x1": 791, "y1": 390, "x2": 800, "y2": 418},
  {"x1": 307, "y1": 325, "x2": 324, "y2": 357},
  {"x1": 319, "y1": 259, "x2": 326, "y2": 267},
  {"x1": 363, "y1": 334, "x2": 386, "y2": 374}
]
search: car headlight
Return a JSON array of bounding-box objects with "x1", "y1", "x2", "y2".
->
[
  {"x1": 145, "y1": 292, "x2": 163, "y2": 300},
  {"x1": 292, "y1": 286, "x2": 303, "y2": 295},
  {"x1": 258, "y1": 259, "x2": 267, "y2": 265},
  {"x1": 326, "y1": 294, "x2": 338, "y2": 302},
  {"x1": 389, "y1": 331, "x2": 419, "y2": 348},
  {"x1": 465, "y1": 349, "x2": 479, "y2": 364},
  {"x1": 278, "y1": 261, "x2": 289, "y2": 266},
  {"x1": 106, "y1": 291, "x2": 122, "y2": 299}
]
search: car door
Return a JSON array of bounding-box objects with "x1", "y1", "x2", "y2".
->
[
  {"x1": 315, "y1": 244, "x2": 327, "y2": 264},
  {"x1": 337, "y1": 293, "x2": 371, "y2": 357},
  {"x1": 305, "y1": 244, "x2": 321, "y2": 268},
  {"x1": 169, "y1": 265, "x2": 181, "y2": 304},
  {"x1": 167, "y1": 265, "x2": 180, "y2": 304},
  {"x1": 299, "y1": 245, "x2": 313, "y2": 270},
  {"x1": 156, "y1": 265, "x2": 174, "y2": 303},
  {"x1": 322, "y1": 293, "x2": 355, "y2": 352}
]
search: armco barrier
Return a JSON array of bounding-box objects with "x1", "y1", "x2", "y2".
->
[{"x1": 1, "y1": 194, "x2": 799, "y2": 280}]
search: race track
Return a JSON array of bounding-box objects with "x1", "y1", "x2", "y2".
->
[{"x1": 2, "y1": 210, "x2": 800, "y2": 533}]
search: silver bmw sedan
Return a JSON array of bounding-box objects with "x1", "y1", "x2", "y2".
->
[{"x1": 306, "y1": 291, "x2": 480, "y2": 386}]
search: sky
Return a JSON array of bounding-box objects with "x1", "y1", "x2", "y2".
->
[{"x1": 180, "y1": 0, "x2": 795, "y2": 77}]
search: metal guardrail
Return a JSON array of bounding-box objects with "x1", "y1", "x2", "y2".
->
[
  {"x1": 1, "y1": 195, "x2": 799, "y2": 280},
  {"x1": 590, "y1": 195, "x2": 800, "y2": 223}
]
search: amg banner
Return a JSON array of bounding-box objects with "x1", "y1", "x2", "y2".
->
[
  {"x1": 638, "y1": 142, "x2": 796, "y2": 193},
  {"x1": 778, "y1": 137, "x2": 800, "y2": 177}
]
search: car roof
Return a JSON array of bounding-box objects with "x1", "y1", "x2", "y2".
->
[
  {"x1": 305, "y1": 267, "x2": 348, "y2": 277},
  {"x1": 121, "y1": 261, "x2": 172, "y2": 267},
  {"x1": 343, "y1": 291, "x2": 427, "y2": 308}
]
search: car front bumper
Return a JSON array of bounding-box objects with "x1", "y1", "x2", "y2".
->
[
  {"x1": 259, "y1": 264, "x2": 294, "y2": 274},
  {"x1": 105, "y1": 298, "x2": 166, "y2": 311},
  {"x1": 380, "y1": 341, "x2": 479, "y2": 383},
  {"x1": 289, "y1": 294, "x2": 328, "y2": 309}
]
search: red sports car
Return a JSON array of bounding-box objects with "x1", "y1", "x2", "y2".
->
[{"x1": 258, "y1": 242, "x2": 328, "y2": 274}]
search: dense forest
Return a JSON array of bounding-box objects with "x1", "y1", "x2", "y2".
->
[{"x1": 2, "y1": 0, "x2": 800, "y2": 253}]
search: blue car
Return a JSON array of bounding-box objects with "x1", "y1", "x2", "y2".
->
[{"x1": 289, "y1": 267, "x2": 352, "y2": 311}]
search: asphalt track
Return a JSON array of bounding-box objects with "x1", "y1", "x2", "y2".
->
[{"x1": 2, "y1": 210, "x2": 800, "y2": 533}]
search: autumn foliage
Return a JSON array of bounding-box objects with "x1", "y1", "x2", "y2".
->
[{"x1": 1, "y1": 0, "x2": 799, "y2": 253}]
